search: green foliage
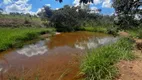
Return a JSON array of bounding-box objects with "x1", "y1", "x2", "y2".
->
[
  {"x1": 50, "y1": 5, "x2": 81, "y2": 32},
  {"x1": 106, "y1": 26, "x2": 119, "y2": 36},
  {"x1": 0, "y1": 28, "x2": 55, "y2": 51},
  {"x1": 80, "y1": 27, "x2": 107, "y2": 33},
  {"x1": 113, "y1": 0, "x2": 142, "y2": 29},
  {"x1": 81, "y1": 38, "x2": 135, "y2": 80},
  {"x1": 138, "y1": 31, "x2": 142, "y2": 38},
  {"x1": 37, "y1": 6, "x2": 53, "y2": 20},
  {"x1": 50, "y1": 5, "x2": 113, "y2": 32}
]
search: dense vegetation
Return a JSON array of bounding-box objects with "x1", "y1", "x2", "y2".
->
[
  {"x1": 81, "y1": 38, "x2": 135, "y2": 80},
  {"x1": 113, "y1": 0, "x2": 142, "y2": 29},
  {"x1": 38, "y1": 5, "x2": 114, "y2": 32}
]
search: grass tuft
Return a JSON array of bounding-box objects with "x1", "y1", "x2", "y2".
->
[{"x1": 81, "y1": 38, "x2": 135, "y2": 80}]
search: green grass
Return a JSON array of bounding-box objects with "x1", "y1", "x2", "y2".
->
[
  {"x1": 80, "y1": 27, "x2": 107, "y2": 33},
  {"x1": 79, "y1": 26, "x2": 119, "y2": 36},
  {"x1": 127, "y1": 28, "x2": 142, "y2": 39},
  {"x1": 0, "y1": 28, "x2": 55, "y2": 51},
  {"x1": 81, "y1": 38, "x2": 135, "y2": 80}
]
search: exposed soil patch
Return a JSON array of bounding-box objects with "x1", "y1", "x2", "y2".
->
[
  {"x1": 116, "y1": 55, "x2": 142, "y2": 80},
  {"x1": 116, "y1": 31, "x2": 142, "y2": 80},
  {"x1": 118, "y1": 31, "x2": 131, "y2": 37}
]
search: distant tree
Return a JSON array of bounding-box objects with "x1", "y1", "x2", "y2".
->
[
  {"x1": 50, "y1": 5, "x2": 81, "y2": 32},
  {"x1": 37, "y1": 6, "x2": 53, "y2": 20}
]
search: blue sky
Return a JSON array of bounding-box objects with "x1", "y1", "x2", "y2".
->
[{"x1": 0, "y1": 0, "x2": 114, "y2": 15}]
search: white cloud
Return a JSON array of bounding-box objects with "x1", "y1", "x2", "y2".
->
[
  {"x1": 73, "y1": 0, "x2": 80, "y2": 7},
  {"x1": 93, "y1": 0, "x2": 102, "y2": 5},
  {"x1": 36, "y1": 8, "x2": 44, "y2": 14},
  {"x1": 5, "y1": 0, "x2": 34, "y2": 15},
  {"x1": 90, "y1": 6, "x2": 100, "y2": 13},
  {"x1": 90, "y1": 6, "x2": 98, "y2": 10},
  {"x1": 73, "y1": 0, "x2": 112, "y2": 8},
  {"x1": 15, "y1": 0, "x2": 28, "y2": 4},
  {"x1": 73, "y1": 0, "x2": 102, "y2": 6},
  {"x1": 45, "y1": 4, "x2": 51, "y2": 7},
  {"x1": 3, "y1": 0, "x2": 12, "y2": 4},
  {"x1": 56, "y1": 8, "x2": 59, "y2": 10},
  {"x1": 102, "y1": 0, "x2": 112, "y2": 8}
]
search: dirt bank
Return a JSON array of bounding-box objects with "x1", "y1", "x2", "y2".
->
[{"x1": 116, "y1": 31, "x2": 142, "y2": 80}]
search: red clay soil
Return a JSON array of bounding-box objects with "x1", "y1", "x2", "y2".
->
[
  {"x1": 116, "y1": 50, "x2": 142, "y2": 80},
  {"x1": 116, "y1": 31, "x2": 142, "y2": 80},
  {"x1": 118, "y1": 31, "x2": 131, "y2": 37}
]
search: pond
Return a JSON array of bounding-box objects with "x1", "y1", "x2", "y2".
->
[{"x1": 0, "y1": 31, "x2": 118, "y2": 80}]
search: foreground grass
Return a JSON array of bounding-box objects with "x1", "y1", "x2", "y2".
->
[
  {"x1": 0, "y1": 28, "x2": 55, "y2": 51},
  {"x1": 81, "y1": 38, "x2": 135, "y2": 80}
]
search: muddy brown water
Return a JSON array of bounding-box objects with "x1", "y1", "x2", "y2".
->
[{"x1": 0, "y1": 31, "x2": 118, "y2": 80}]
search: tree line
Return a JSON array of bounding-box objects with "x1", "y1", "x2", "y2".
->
[{"x1": 37, "y1": 5, "x2": 114, "y2": 32}]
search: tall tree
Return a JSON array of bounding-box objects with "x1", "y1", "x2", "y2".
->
[
  {"x1": 50, "y1": 5, "x2": 80, "y2": 32},
  {"x1": 112, "y1": 0, "x2": 142, "y2": 29}
]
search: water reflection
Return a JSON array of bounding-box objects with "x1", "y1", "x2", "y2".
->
[
  {"x1": 16, "y1": 34, "x2": 118, "y2": 57},
  {"x1": 75, "y1": 37, "x2": 119, "y2": 50},
  {"x1": 47, "y1": 31, "x2": 108, "y2": 49},
  {"x1": 16, "y1": 41, "x2": 48, "y2": 57}
]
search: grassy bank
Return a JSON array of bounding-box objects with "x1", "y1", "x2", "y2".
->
[
  {"x1": 79, "y1": 27, "x2": 107, "y2": 33},
  {"x1": 79, "y1": 26, "x2": 118, "y2": 36},
  {"x1": 127, "y1": 28, "x2": 142, "y2": 39},
  {"x1": 0, "y1": 28, "x2": 55, "y2": 51},
  {"x1": 81, "y1": 38, "x2": 135, "y2": 80}
]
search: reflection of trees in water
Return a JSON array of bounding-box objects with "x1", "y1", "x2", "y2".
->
[
  {"x1": 16, "y1": 41, "x2": 48, "y2": 57},
  {"x1": 75, "y1": 37, "x2": 119, "y2": 50}
]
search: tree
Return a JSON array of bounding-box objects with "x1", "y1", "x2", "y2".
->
[
  {"x1": 37, "y1": 6, "x2": 53, "y2": 20},
  {"x1": 50, "y1": 5, "x2": 80, "y2": 32},
  {"x1": 112, "y1": 0, "x2": 142, "y2": 29}
]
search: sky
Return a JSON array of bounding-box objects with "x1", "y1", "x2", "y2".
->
[{"x1": 0, "y1": 0, "x2": 115, "y2": 15}]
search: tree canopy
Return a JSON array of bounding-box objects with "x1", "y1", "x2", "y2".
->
[{"x1": 112, "y1": 0, "x2": 142, "y2": 29}]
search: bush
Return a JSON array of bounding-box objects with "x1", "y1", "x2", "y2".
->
[
  {"x1": 106, "y1": 26, "x2": 119, "y2": 36},
  {"x1": 50, "y1": 5, "x2": 81, "y2": 32}
]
